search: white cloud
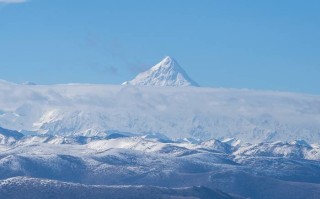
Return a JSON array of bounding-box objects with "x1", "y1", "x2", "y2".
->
[{"x1": 0, "y1": 0, "x2": 27, "y2": 3}]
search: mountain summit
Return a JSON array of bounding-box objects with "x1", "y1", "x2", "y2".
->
[{"x1": 122, "y1": 56, "x2": 199, "y2": 87}]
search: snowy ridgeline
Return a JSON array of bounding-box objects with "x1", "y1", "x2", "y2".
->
[
  {"x1": 0, "y1": 177, "x2": 240, "y2": 199},
  {"x1": 0, "y1": 79, "x2": 320, "y2": 143},
  {"x1": 1, "y1": 127, "x2": 320, "y2": 199}
]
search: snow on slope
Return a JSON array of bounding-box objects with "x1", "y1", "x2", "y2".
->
[
  {"x1": 122, "y1": 56, "x2": 199, "y2": 87},
  {"x1": 233, "y1": 140, "x2": 320, "y2": 161},
  {"x1": 0, "y1": 132, "x2": 320, "y2": 199},
  {"x1": 0, "y1": 177, "x2": 241, "y2": 199},
  {"x1": 0, "y1": 80, "x2": 320, "y2": 142}
]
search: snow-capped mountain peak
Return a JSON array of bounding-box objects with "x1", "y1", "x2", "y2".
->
[{"x1": 122, "y1": 56, "x2": 199, "y2": 87}]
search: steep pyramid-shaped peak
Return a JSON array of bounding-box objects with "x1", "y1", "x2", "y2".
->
[
  {"x1": 153, "y1": 56, "x2": 178, "y2": 69},
  {"x1": 122, "y1": 56, "x2": 199, "y2": 87}
]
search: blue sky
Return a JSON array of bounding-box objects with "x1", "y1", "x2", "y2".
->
[{"x1": 0, "y1": 0, "x2": 319, "y2": 94}]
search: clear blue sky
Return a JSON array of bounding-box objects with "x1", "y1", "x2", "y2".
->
[{"x1": 0, "y1": 0, "x2": 319, "y2": 94}]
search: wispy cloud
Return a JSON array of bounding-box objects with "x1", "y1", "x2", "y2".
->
[{"x1": 0, "y1": 0, "x2": 27, "y2": 4}]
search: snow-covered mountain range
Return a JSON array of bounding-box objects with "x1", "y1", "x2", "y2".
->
[
  {"x1": 0, "y1": 128, "x2": 320, "y2": 199},
  {"x1": 122, "y1": 56, "x2": 199, "y2": 87}
]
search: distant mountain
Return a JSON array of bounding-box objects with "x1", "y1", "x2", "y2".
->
[{"x1": 122, "y1": 56, "x2": 199, "y2": 87}]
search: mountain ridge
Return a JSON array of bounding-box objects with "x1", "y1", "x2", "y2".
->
[{"x1": 0, "y1": 129, "x2": 320, "y2": 199}]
